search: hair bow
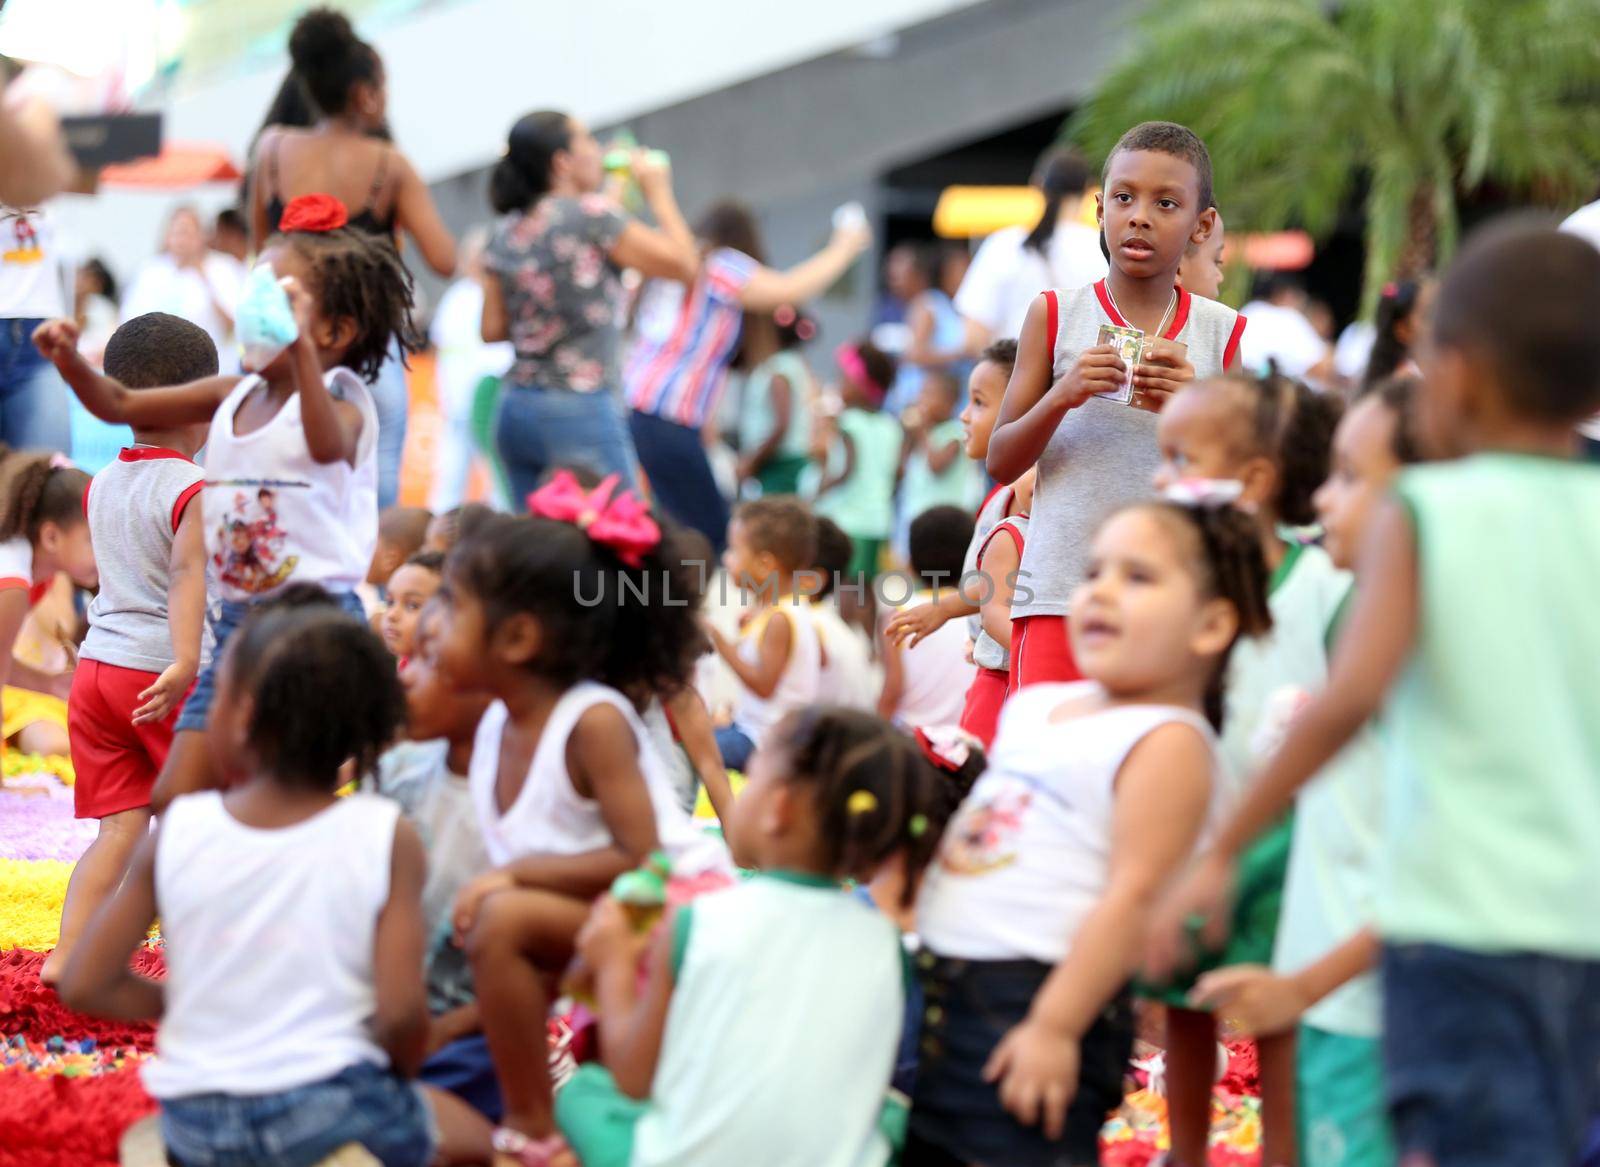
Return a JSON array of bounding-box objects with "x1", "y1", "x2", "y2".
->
[
  {"x1": 278, "y1": 194, "x2": 349, "y2": 234},
  {"x1": 915, "y1": 725, "x2": 981, "y2": 774},
  {"x1": 1163, "y1": 477, "x2": 1244, "y2": 508},
  {"x1": 526, "y1": 470, "x2": 661, "y2": 567},
  {"x1": 48, "y1": 452, "x2": 76, "y2": 471},
  {"x1": 1381, "y1": 281, "x2": 1399, "y2": 299},
  {"x1": 835, "y1": 343, "x2": 886, "y2": 407}
]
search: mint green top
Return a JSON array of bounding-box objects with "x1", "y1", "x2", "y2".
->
[
  {"x1": 812, "y1": 408, "x2": 903, "y2": 540},
  {"x1": 737, "y1": 351, "x2": 813, "y2": 463},
  {"x1": 899, "y1": 418, "x2": 974, "y2": 523},
  {"x1": 1379, "y1": 453, "x2": 1600, "y2": 957}
]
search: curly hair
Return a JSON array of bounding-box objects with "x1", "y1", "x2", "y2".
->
[
  {"x1": 1127, "y1": 501, "x2": 1274, "y2": 732},
  {"x1": 447, "y1": 510, "x2": 705, "y2": 702},
  {"x1": 1210, "y1": 372, "x2": 1343, "y2": 527},
  {"x1": 734, "y1": 496, "x2": 817, "y2": 573},
  {"x1": 770, "y1": 707, "x2": 948, "y2": 906},
  {"x1": 288, "y1": 8, "x2": 381, "y2": 118},
  {"x1": 225, "y1": 601, "x2": 404, "y2": 790},
  {"x1": 979, "y1": 337, "x2": 1018, "y2": 373},
  {"x1": 1358, "y1": 373, "x2": 1423, "y2": 465},
  {"x1": 269, "y1": 227, "x2": 420, "y2": 383},
  {"x1": 104, "y1": 313, "x2": 219, "y2": 388},
  {"x1": 0, "y1": 450, "x2": 89, "y2": 542}
]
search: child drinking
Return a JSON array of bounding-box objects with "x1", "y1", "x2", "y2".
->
[
  {"x1": 431, "y1": 472, "x2": 730, "y2": 1164},
  {"x1": 382, "y1": 549, "x2": 444, "y2": 661},
  {"x1": 1160, "y1": 223, "x2": 1600, "y2": 1166},
  {"x1": 45, "y1": 313, "x2": 216, "y2": 985},
  {"x1": 1147, "y1": 368, "x2": 1343, "y2": 1167},
  {"x1": 988, "y1": 121, "x2": 1245, "y2": 689},
  {"x1": 810, "y1": 338, "x2": 901, "y2": 580},
  {"x1": 58, "y1": 600, "x2": 490, "y2": 1166},
  {"x1": 33, "y1": 192, "x2": 419, "y2": 812},
  {"x1": 909, "y1": 498, "x2": 1272, "y2": 1166},
  {"x1": 555, "y1": 706, "x2": 946, "y2": 1167},
  {"x1": 705, "y1": 497, "x2": 823, "y2": 772}
]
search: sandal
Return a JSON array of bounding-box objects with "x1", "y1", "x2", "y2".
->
[{"x1": 491, "y1": 1128, "x2": 569, "y2": 1167}]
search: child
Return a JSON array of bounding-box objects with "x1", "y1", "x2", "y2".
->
[
  {"x1": 57, "y1": 601, "x2": 490, "y2": 1166},
  {"x1": 424, "y1": 501, "x2": 496, "y2": 556},
  {"x1": 1179, "y1": 209, "x2": 1227, "y2": 300},
  {"x1": 884, "y1": 340, "x2": 1033, "y2": 742},
  {"x1": 879, "y1": 505, "x2": 976, "y2": 729},
  {"x1": 736, "y1": 303, "x2": 817, "y2": 497},
  {"x1": 1187, "y1": 375, "x2": 1420, "y2": 1167},
  {"x1": 895, "y1": 369, "x2": 974, "y2": 562},
  {"x1": 1158, "y1": 223, "x2": 1600, "y2": 1167},
  {"x1": 1358, "y1": 278, "x2": 1433, "y2": 393},
  {"x1": 909, "y1": 499, "x2": 1272, "y2": 1166},
  {"x1": 1146, "y1": 369, "x2": 1343, "y2": 1166},
  {"x1": 988, "y1": 121, "x2": 1245, "y2": 689},
  {"x1": 430, "y1": 474, "x2": 731, "y2": 1163},
  {"x1": 44, "y1": 313, "x2": 216, "y2": 985},
  {"x1": 810, "y1": 338, "x2": 902, "y2": 580},
  {"x1": 705, "y1": 497, "x2": 823, "y2": 772},
  {"x1": 806, "y1": 515, "x2": 878, "y2": 711},
  {"x1": 555, "y1": 706, "x2": 946, "y2": 1167},
  {"x1": 382, "y1": 549, "x2": 444, "y2": 661},
  {"x1": 364, "y1": 504, "x2": 433, "y2": 613},
  {"x1": 33, "y1": 193, "x2": 420, "y2": 812}
]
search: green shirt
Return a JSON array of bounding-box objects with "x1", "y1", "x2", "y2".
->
[
  {"x1": 899, "y1": 418, "x2": 974, "y2": 523},
  {"x1": 1380, "y1": 453, "x2": 1600, "y2": 957},
  {"x1": 812, "y1": 407, "x2": 903, "y2": 540}
]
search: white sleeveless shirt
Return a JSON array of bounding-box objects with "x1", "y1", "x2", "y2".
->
[
  {"x1": 469, "y1": 681, "x2": 729, "y2": 874},
  {"x1": 143, "y1": 791, "x2": 399, "y2": 1098},
  {"x1": 730, "y1": 603, "x2": 822, "y2": 746},
  {"x1": 918, "y1": 681, "x2": 1221, "y2": 963},
  {"x1": 202, "y1": 367, "x2": 378, "y2": 602},
  {"x1": 1012, "y1": 282, "x2": 1246, "y2": 619}
]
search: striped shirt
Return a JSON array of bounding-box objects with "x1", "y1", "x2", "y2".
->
[{"x1": 625, "y1": 248, "x2": 757, "y2": 429}]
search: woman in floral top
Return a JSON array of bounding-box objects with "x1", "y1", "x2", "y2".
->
[{"x1": 482, "y1": 110, "x2": 697, "y2": 504}]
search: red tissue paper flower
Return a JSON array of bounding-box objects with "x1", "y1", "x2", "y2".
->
[
  {"x1": 278, "y1": 193, "x2": 349, "y2": 233},
  {"x1": 0, "y1": 1066, "x2": 155, "y2": 1167},
  {"x1": 0, "y1": 948, "x2": 163, "y2": 1050}
]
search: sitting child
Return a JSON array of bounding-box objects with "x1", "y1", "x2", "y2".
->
[
  {"x1": 878, "y1": 505, "x2": 977, "y2": 729},
  {"x1": 381, "y1": 549, "x2": 444, "y2": 662}
]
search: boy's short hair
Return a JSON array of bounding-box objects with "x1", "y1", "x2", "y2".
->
[
  {"x1": 809, "y1": 516, "x2": 853, "y2": 599},
  {"x1": 1104, "y1": 121, "x2": 1214, "y2": 212},
  {"x1": 404, "y1": 549, "x2": 446, "y2": 574},
  {"x1": 909, "y1": 505, "x2": 974, "y2": 584},
  {"x1": 734, "y1": 497, "x2": 817, "y2": 572},
  {"x1": 1433, "y1": 219, "x2": 1600, "y2": 424},
  {"x1": 103, "y1": 312, "x2": 219, "y2": 388},
  {"x1": 378, "y1": 506, "x2": 432, "y2": 557},
  {"x1": 980, "y1": 338, "x2": 1018, "y2": 372}
]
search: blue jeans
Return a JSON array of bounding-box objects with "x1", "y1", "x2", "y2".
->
[
  {"x1": 174, "y1": 591, "x2": 369, "y2": 733},
  {"x1": 628, "y1": 409, "x2": 729, "y2": 553},
  {"x1": 371, "y1": 340, "x2": 410, "y2": 511},
  {"x1": 1384, "y1": 943, "x2": 1600, "y2": 1166},
  {"x1": 420, "y1": 1034, "x2": 502, "y2": 1123},
  {"x1": 494, "y1": 381, "x2": 638, "y2": 511},
  {"x1": 0, "y1": 317, "x2": 72, "y2": 451},
  {"x1": 714, "y1": 724, "x2": 755, "y2": 772},
  {"x1": 159, "y1": 1061, "x2": 434, "y2": 1167}
]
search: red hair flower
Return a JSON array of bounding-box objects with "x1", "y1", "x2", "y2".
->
[{"x1": 278, "y1": 193, "x2": 349, "y2": 233}]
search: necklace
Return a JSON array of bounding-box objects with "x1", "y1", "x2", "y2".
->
[{"x1": 1105, "y1": 284, "x2": 1178, "y2": 337}]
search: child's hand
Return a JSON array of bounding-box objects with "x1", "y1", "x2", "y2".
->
[
  {"x1": 451, "y1": 868, "x2": 516, "y2": 945},
  {"x1": 132, "y1": 661, "x2": 197, "y2": 726},
  {"x1": 1188, "y1": 964, "x2": 1310, "y2": 1037},
  {"x1": 31, "y1": 318, "x2": 80, "y2": 365},
  {"x1": 575, "y1": 895, "x2": 648, "y2": 969},
  {"x1": 280, "y1": 276, "x2": 316, "y2": 342},
  {"x1": 983, "y1": 1016, "x2": 1081, "y2": 1140},
  {"x1": 1046, "y1": 343, "x2": 1126, "y2": 411},
  {"x1": 1132, "y1": 338, "x2": 1195, "y2": 413},
  {"x1": 885, "y1": 601, "x2": 948, "y2": 649},
  {"x1": 1143, "y1": 851, "x2": 1237, "y2": 983}
]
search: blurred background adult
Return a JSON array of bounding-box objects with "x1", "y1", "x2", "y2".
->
[
  {"x1": 0, "y1": 202, "x2": 73, "y2": 450},
  {"x1": 121, "y1": 205, "x2": 243, "y2": 373},
  {"x1": 881, "y1": 241, "x2": 969, "y2": 416},
  {"x1": 429, "y1": 227, "x2": 511, "y2": 511}
]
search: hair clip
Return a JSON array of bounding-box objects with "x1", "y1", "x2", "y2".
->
[
  {"x1": 774, "y1": 304, "x2": 797, "y2": 326},
  {"x1": 1163, "y1": 478, "x2": 1244, "y2": 508},
  {"x1": 47, "y1": 452, "x2": 76, "y2": 471},
  {"x1": 1381, "y1": 281, "x2": 1399, "y2": 298},
  {"x1": 846, "y1": 789, "x2": 878, "y2": 816},
  {"x1": 914, "y1": 725, "x2": 980, "y2": 774},
  {"x1": 907, "y1": 813, "x2": 930, "y2": 839}
]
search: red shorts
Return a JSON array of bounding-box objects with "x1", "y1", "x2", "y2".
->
[
  {"x1": 1008, "y1": 615, "x2": 1082, "y2": 695},
  {"x1": 68, "y1": 659, "x2": 181, "y2": 819},
  {"x1": 959, "y1": 667, "x2": 1011, "y2": 749}
]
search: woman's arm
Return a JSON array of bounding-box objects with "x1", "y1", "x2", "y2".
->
[
  {"x1": 480, "y1": 272, "x2": 509, "y2": 344},
  {"x1": 977, "y1": 530, "x2": 1022, "y2": 651},
  {"x1": 706, "y1": 609, "x2": 793, "y2": 700},
  {"x1": 33, "y1": 319, "x2": 236, "y2": 427},
  {"x1": 609, "y1": 155, "x2": 697, "y2": 283},
  {"x1": 371, "y1": 817, "x2": 430, "y2": 1078},
  {"x1": 664, "y1": 686, "x2": 735, "y2": 830},
  {"x1": 984, "y1": 722, "x2": 1213, "y2": 1138},
  {"x1": 391, "y1": 152, "x2": 458, "y2": 277},
  {"x1": 738, "y1": 374, "x2": 792, "y2": 480},
  {"x1": 57, "y1": 829, "x2": 165, "y2": 1019},
  {"x1": 581, "y1": 897, "x2": 678, "y2": 1098},
  {"x1": 737, "y1": 224, "x2": 871, "y2": 313}
]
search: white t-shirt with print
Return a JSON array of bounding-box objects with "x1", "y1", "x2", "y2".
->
[
  {"x1": 879, "y1": 588, "x2": 975, "y2": 729},
  {"x1": 0, "y1": 205, "x2": 69, "y2": 319}
]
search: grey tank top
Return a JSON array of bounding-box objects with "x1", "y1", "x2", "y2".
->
[
  {"x1": 1011, "y1": 281, "x2": 1245, "y2": 618},
  {"x1": 972, "y1": 513, "x2": 1029, "y2": 670}
]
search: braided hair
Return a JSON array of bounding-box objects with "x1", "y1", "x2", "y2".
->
[
  {"x1": 270, "y1": 227, "x2": 420, "y2": 382},
  {"x1": 769, "y1": 707, "x2": 948, "y2": 906},
  {"x1": 0, "y1": 450, "x2": 89, "y2": 543},
  {"x1": 1212, "y1": 372, "x2": 1343, "y2": 527}
]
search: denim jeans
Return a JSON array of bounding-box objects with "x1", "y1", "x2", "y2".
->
[
  {"x1": 494, "y1": 380, "x2": 639, "y2": 510},
  {"x1": 1384, "y1": 943, "x2": 1600, "y2": 1167},
  {"x1": 628, "y1": 409, "x2": 729, "y2": 554},
  {"x1": 714, "y1": 724, "x2": 755, "y2": 773},
  {"x1": 159, "y1": 1061, "x2": 434, "y2": 1167},
  {"x1": 370, "y1": 340, "x2": 410, "y2": 511},
  {"x1": 0, "y1": 317, "x2": 72, "y2": 451}
]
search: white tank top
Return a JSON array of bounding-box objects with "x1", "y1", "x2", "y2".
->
[
  {"x1": 917, "y1": 681, "x2": 1221, "y2": 963},
  {"x1": 730, "y1": 604, "x2": 822, "y2": 745},
  {"x1": 202, "y1": 367, "x2": 379, "y2": 602},
  {"x1": 469, "y1": 681, "x2": 730, "y2": 874},
  {"x1": 143, "y1": 791, "x2": 398, "y2": 1098}
]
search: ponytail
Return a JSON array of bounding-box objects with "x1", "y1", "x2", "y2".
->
[
  {"x1": 1022, "y1": 147, "x2": 1093, "y2": 258},
  {"x1": 1361, "y1": 280, "x2": 1422, "y2": 393},
  {"x1": 0, "y1": 452, "x2": 90, "y2": 543},
  {"x1": 490, "y1": 110, "x2": 573, "y2": 214}
]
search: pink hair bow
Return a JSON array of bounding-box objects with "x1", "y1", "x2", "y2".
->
[{"x1": 526, "y1": 470, "x2": 661, "y2": 567}]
